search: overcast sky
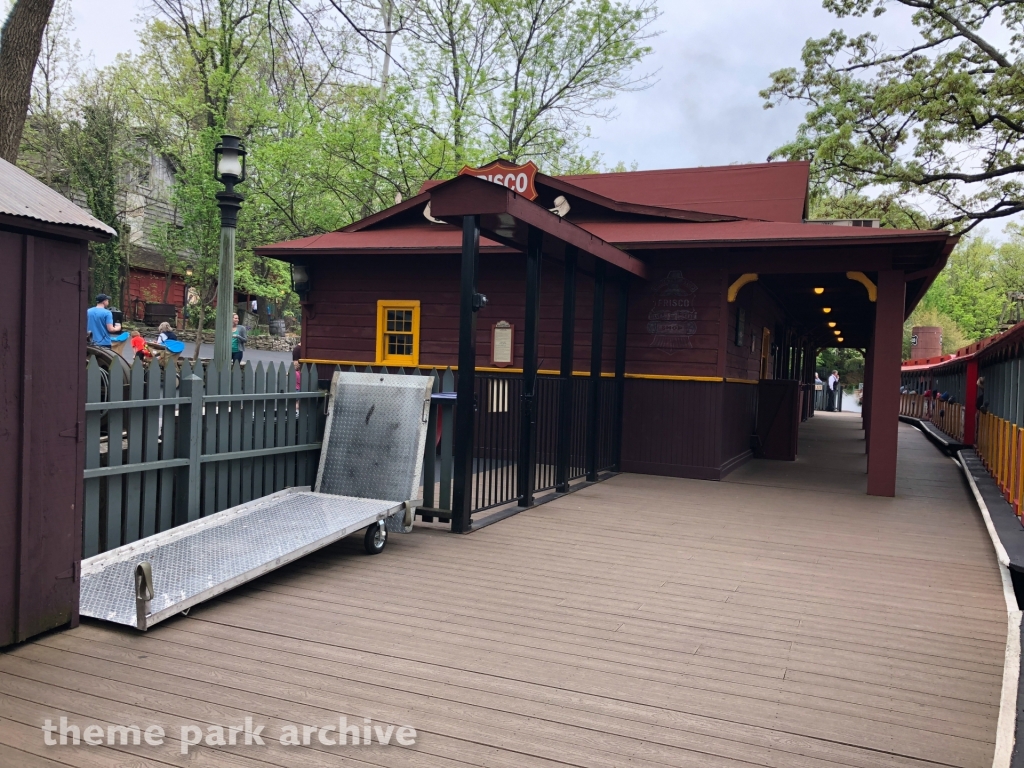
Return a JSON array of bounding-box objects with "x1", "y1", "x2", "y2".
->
[{"x1": 70, "y1": 0, "x2": 923, "y2": 169}]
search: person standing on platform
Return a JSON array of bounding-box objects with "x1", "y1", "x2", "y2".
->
[
  {"x1": 231, "y1": 313, "x2": 247, "y2": 363},
  {"x1": 86, "y1": 294, "x2": 121, "y2": 347},
  {"x1": 827, "y1": 369, "x2": 840, "y2": 411}
]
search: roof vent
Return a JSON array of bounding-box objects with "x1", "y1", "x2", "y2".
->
[{"x1": 809, "y1": 218, "x2": 881, "y2": 228}]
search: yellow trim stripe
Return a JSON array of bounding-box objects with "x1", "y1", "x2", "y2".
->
[{"x1": 300, "y1": 359, "x2": 761, "y2": 384}]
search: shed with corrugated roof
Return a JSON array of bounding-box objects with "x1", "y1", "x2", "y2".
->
[{"x1": 0, "y1": 157, "x2": 115, "y2": 646}]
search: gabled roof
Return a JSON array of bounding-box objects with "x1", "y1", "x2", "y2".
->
[
  {"x1": 0, "y1": 157, "x2": 116, "y2": 240},
  {"x1": 557, "y1": 161, "x2": 811, "y2": 222}
]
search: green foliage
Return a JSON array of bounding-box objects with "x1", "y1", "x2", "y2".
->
[
  {"x1": 817, "y1": 347, "x2": 864, "y2": 389},
  {"x1": 763, "y1": 0, "x2": 1024, "y2": 232},
  {"x1": 19, "y1": 0, "x2": 658, "y2": 312}
]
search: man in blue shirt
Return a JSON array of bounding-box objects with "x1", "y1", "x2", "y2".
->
[{"x1": 86, "y1": 294, "x2": 121, "y2": 347}]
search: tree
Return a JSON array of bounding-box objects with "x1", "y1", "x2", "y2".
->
[
  {"x1": 0, "y1": 0, "x2": 55, "y2": 162},
  {"x1": 762, "y1": 0, "x2": 1024, "y2": 232},
  {"x1": 481, "y1": 0, "x2": 657, "y2": 167},
  {"x1": 17, "y1": 0, "x2": 77, "y2": 184},
  {"x1": 59, "y1": 71, "x2": 147, "y2": 303}
]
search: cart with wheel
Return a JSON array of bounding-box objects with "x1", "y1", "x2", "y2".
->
[{"x1": 79, "y1": 371, "x2": 432, "y2": 630}]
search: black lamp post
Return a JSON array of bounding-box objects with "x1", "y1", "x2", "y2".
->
[{"x1": 212, "y1": 134, "x2": 247, "y2": 369}]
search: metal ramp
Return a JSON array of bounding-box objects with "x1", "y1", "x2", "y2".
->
[{"x1": 80, "y1": 372, "x2": 433, "y2": 630}]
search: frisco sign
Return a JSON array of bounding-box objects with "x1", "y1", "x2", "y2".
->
[{"x1": 458, "y1": 160, "x2": 539, "y2": 201}]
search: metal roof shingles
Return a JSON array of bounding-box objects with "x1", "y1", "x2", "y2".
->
[{"x1": 0, "y1": 157, "x2": 116, "y2": 238}]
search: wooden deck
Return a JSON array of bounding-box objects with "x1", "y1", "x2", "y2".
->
[{"x1": 0, "y1": 411, "x2": 1007, "y2": 768}]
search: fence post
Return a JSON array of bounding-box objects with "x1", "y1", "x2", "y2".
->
[
  {"x1": 176, "y1": 373, "x2": 204, "y2": 522},
  {"x1": 421, "y1": 370, "x2": 440, "y2": 519}
]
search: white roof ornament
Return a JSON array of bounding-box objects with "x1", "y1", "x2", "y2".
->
[
  {"x1": 550, "y1": 195, "x2": 570, "y2": 218},
  {"x1": 423, "y1": 201, "x2": 444, "y2": 224}
]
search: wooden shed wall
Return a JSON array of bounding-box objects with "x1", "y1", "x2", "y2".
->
[{"x1": 0, "y1": 229, "x2": 87, "y2": 647}]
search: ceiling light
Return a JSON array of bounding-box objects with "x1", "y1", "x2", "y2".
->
[
  {"x1": 833, "y1": 329, "x2": 841, "y2": 335},
  {"x1": 828, "y1": 322, "x2": 836, "y2": 328},
  {"x1": 823, "y1": 307, "x2": 831, "y2": 313},
  {"x1": 837, "y1": 337, "x2": 844, "y2": 342},
  {"x1": 813, "y1": 287, "x2": 824, "y2": 294}
]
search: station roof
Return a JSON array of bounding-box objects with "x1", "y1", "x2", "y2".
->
[
  {"x1": 0, "y1": 157, "x2": 115, "y2": 241},
  {"x1": 557, "y1": 161, "x2": 812, "y2": 222},
  {"x1": 257, "y1": 159, "x2": 960, "y2": 346}
]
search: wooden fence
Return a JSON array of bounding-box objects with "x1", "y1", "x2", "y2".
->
[
  {"x1": 83, "y1": 359, "x2": 612, "y2": 553},
  {"x1": 978, "y1": 411, "x2": 1024, "y2": 517},
  {"x1": 84, "y1": 358, "x2": 326, "y2": 557},
  {"x1": 83, "y1": 359, "x2": 465, "y2": 556}
]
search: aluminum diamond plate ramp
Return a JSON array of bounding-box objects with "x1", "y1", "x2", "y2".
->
[{"x1": 80, "y1": 372, "x2": 432, "y2": 630}]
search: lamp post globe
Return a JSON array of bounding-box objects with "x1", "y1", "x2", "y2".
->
[{"x1": 212, "y1": 134, "x2": 247, "y2": 370}]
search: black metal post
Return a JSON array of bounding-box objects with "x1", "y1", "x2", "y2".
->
[
  {"x1": 555, "y1": 246, "x2": 577, "y2": 493},
  {"x1": 612, "y1": 271, "x2": 629, "y2": 471},
  {"x1": 517, "y1": 226, "x2": 543, "y2": 507},
  {"x1": 451, "y1": 215, "x2": 481, "y2": 533},
  {"x1": 586, "y1": 260, "x2": 606, "y2": 481}
]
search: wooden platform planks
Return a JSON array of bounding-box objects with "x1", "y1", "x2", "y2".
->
[{"x1": 0, "y1": 411, "x2": 1005, "y2": 767}]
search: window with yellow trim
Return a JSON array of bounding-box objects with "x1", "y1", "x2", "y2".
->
[{"x1": 376, "y1": 300, "x2": 420, "y2": 366}]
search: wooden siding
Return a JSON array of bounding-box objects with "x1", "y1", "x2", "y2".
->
[
  {"x1": 304, "y1": 253, "x2": 729, "y2": 379},
  {"x1": 306, "y1": 253, "x2": 620, "y2": 373},
  {"x1": 126, "y1": 268, "x2": 185, "y2": 321},
  {"x1": 622, "y1": 378, "x2": 719, "y2": 479},
  {"x1": 0, "y1": 230, "x2": 88, "y2": 645},
  {"x1": 0, "y1": 414, "x2": 1003, "y2": 768},
  {"x1": 725, "y1": 282, "x2": 785, "y2": 381}
]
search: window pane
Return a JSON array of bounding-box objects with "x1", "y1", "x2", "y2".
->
[
  {"x1": 387, "y1": 333, "x2": 412, "y2": 356},
  {"x1": 385, "y1": 308, "x2": 413, "y2": 333}
]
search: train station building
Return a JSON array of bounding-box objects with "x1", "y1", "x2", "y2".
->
[{"x1": 258, "y1": 159, "x2": 958, "y2": 523}]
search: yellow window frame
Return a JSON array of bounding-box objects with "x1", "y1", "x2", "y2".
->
[{"x1": 375, "y1": 300, "x2": 421, "y2": 366}]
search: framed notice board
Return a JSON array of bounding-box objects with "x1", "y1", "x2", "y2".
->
[{"x1": 491, "y1": 321, "x2": 514, "y2": 367}]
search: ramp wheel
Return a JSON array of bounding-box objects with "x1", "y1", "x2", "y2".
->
[{"x1": 364, "y1": 523, "x2": 387, "y2": 555}]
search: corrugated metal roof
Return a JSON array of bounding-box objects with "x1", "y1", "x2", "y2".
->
[{"x1": 0, "y1": 157, "x2": 116, "y2": 238}]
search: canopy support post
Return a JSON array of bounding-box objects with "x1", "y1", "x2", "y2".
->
[
  {"x1": 555, "y1": 246, "x2": 577, "y2": 493},
  {"x1": 517, "y1": 226, "x2": 543, "y2": 508},
  {"x1": 867, "y1": 270, "x2": 905, "y2": 496},
  {"x1": 451, "y1": 215, "x2": 480, "y2": 532},
  {"x1": 612, "y1": 271, "x2": 629, "y2": 471},
  {"x1": 586, "y1": 260, "x2": 606, "y2": 481}
]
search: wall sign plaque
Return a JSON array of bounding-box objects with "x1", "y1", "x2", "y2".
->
[
  {"x1": 491, "y1": 321, "x2": 514, "y2": 367},
  {"x1": 459, "y1": 160, "x2": 539, "y2": 201}
]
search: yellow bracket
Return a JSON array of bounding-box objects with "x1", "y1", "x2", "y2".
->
[
  {"x1": 727, "y1": 273, "x2": 758, "y2": 302},
  {"x1": 846, "y1": 271, "x2": 877, "y2": 302}
]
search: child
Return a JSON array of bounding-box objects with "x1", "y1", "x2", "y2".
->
[
  {"x1": 130, "y1": 330, "x2": 153, "y2": 361},
  {"x1": 156, "y1": 322, "x2": 177, "y2": 344}
]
